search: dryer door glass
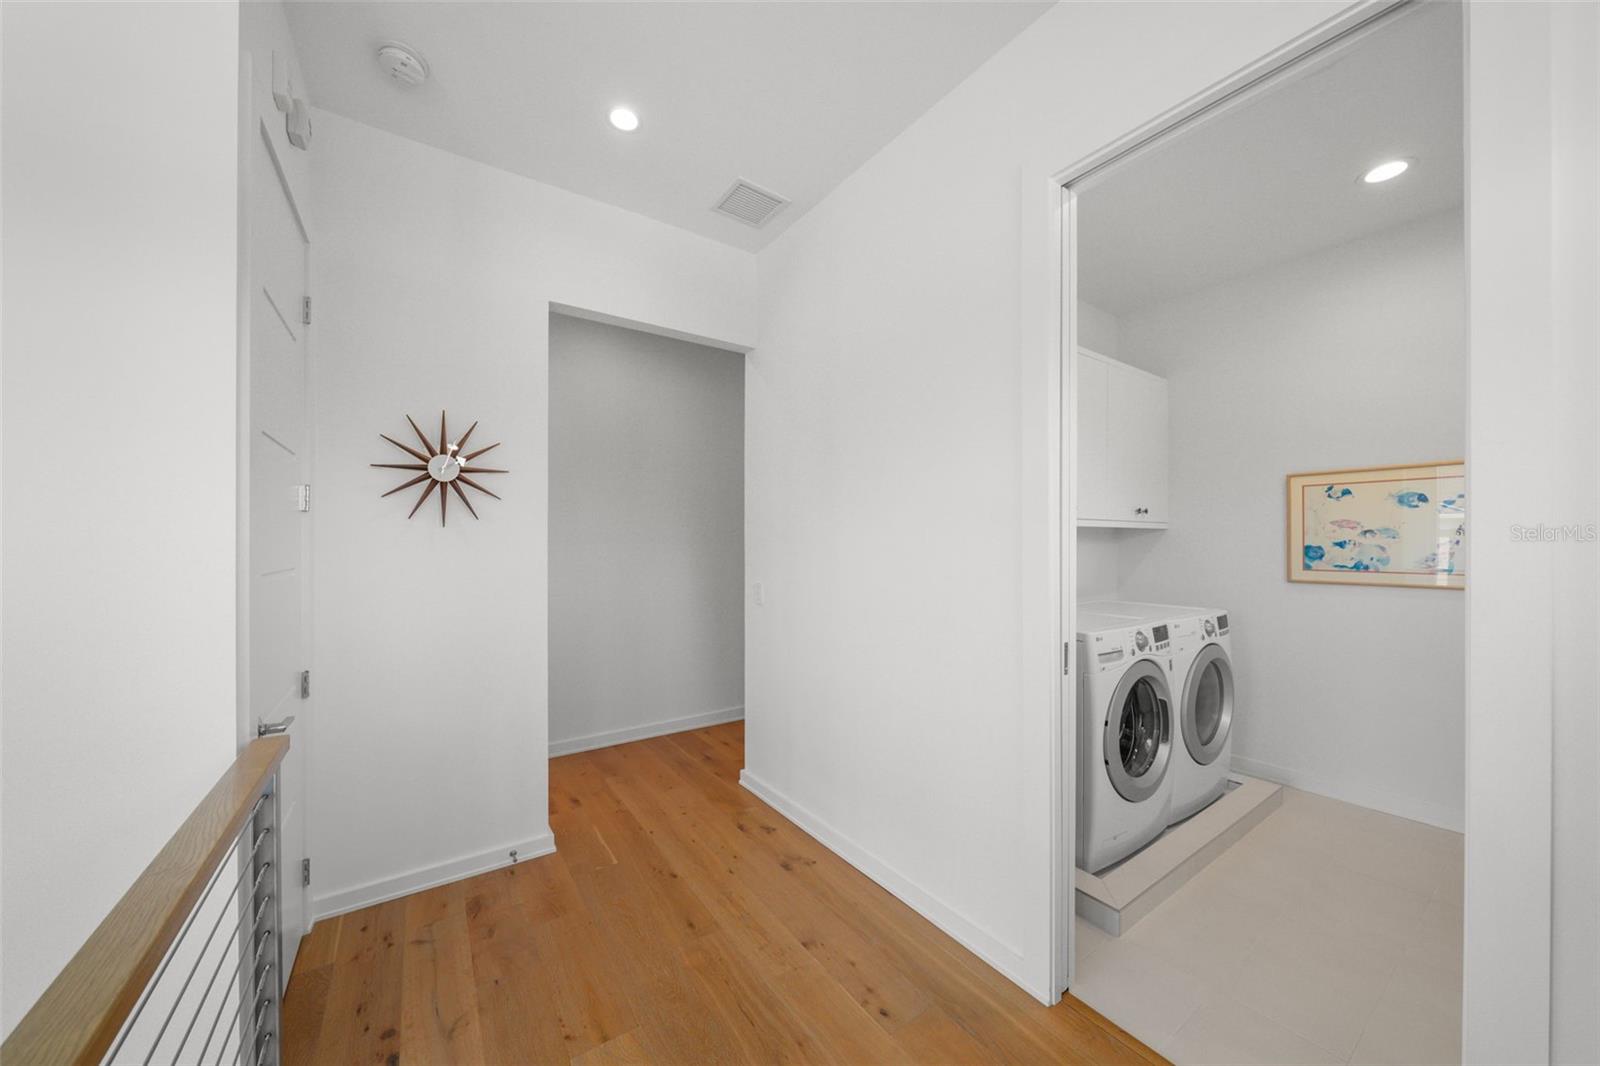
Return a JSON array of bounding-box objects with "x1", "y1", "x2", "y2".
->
[
  {"x1": 1194, "y1": 663, "x2": 1225, "y2": 746},
  {"x1": 1181, "y1": 644, "x2": 1234, "y2": 765}
]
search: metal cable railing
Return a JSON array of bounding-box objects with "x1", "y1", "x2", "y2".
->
[
  {"x1": 100, "y1": 776, "x2": 284, "y2": 1066},
  {"x1": 2, "y1": 738, "x2": 290, "y2": 1066}
]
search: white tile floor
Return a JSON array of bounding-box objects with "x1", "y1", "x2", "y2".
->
[{"x1": 1073, "y1": 788, "x2": 1463, "y2": 1065}]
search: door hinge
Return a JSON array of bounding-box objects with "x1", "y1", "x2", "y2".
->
[
  {"x1": 1063, "y1": 642, "x2": 1071, "y2": 675},
  {"x1": 299, "y1": 669, "x2": 310, "y2": 699},
  {"x1": 296, "y1": 484, "x2": 311, "y2": 512},
  {"x1": 302, "y1": 857, "x2": 311, "y2": 887},
  {"x1": 301, "y1": 295, "x2": 312, "y2": 325}
]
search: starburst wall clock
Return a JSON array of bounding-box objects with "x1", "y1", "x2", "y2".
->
[{"x1": 372, "y1": 411, "x2": 507, "y2": 526}]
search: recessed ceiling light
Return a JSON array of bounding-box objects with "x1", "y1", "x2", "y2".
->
[
  {"x1": 1363, "y1": 159, "x2": 1410, "y2": 184},
  {"x1": 608, "y1": 107, "x2": 640, "y2": 133}
]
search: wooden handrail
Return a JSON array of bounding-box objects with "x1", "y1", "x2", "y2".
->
[{"x1": 2, "y1": 736, "x2": 290, "y2": 1066}]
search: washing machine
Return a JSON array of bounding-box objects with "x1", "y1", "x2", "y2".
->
[
  {"x1": 1076, "y1": 607, "x2": 1176, "y2": 873},
  {"x1": 1166, "y1": 609, "x2": 1235, "y2": 823}
]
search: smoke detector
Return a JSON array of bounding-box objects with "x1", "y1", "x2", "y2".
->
[
  {"x1": 377, "y1": 42, "x2": 429, "y2": 87},
  {"x1": 712, "y1": 179, "x2": 789, "y2": 228}
]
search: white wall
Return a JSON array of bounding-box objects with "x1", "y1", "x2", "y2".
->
[
  {"x1": 548, "y1": 314, "x2": 745, "y2": 755},
  {"x1": 745, "y1": 0, "x2": 1345, "y2": 999},
  {"x1": 1076, "y1": 299, "x2": 1122, "y2": 358},
  {"x1": 0, "y1": 1, "x2": 241, "y2": 1033},
  {"x1": 1111, "y1": 210, "x2": 1466, "y2": 830},
  {"x1": 306, "y1": 110, "x2": 755, "y2": 918},
  {"x1": 1076, "y1": 528, "x2": 1125, "y2": 602}
]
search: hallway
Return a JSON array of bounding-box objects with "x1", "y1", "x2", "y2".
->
[{"x1": 281, "y1": 723, "x2": 1161, "y2": 1064}]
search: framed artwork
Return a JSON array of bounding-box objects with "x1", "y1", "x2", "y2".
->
[{"x1": 1286, "y1": 461, "x2": 1465, "y2": 589}]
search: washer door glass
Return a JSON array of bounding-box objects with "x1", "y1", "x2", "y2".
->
[
  {"x1": 1181, "y1": 644, "x2": 1233, "y2": 765},
  {"x1": 1103, "y1": 659, "x2": 1173, "y2": 803},
  {"x1": 1120, "y1": 679, "x2": 1164, "y2": 777}
]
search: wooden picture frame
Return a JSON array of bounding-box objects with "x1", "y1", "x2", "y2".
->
[{"x1": 1286, "y1": 461, "x2": 1465, "y2": 589}]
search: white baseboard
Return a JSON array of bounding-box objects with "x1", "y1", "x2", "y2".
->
[
  {"x1": 550, "y1": 705, "x2": 744, "y2": 757},
  {"x1": 737, "y1": 770, "x2": 1046, "y2": 1003},
  {"x1": 1230, "y1": 754, "x2": 1464, "y2": 833},
  {"x1": 311, "y1": 830, "x2": 557, "y2": 922}
]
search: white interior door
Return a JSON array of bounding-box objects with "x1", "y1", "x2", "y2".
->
[{"x1": 248, "y1": 123, "x2": 311, "y2": 978}]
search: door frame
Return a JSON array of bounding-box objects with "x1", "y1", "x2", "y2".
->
[{"x1": 1022, "y1": 0, "x2": 1425, "y2": 1001}]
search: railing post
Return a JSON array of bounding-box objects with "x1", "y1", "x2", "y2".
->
[{"x1": 248, "y1": 772, "x2": 284, "y2": 1066}]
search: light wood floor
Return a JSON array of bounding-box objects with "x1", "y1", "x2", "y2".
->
[{"x1": 282, "y1": 722, "x2": 1164, "y2": 1065}]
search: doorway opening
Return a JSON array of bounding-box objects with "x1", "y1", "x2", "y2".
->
[
  {"x1": 1056, "y1": 3, "x2": 1466, "y2": 1060},
  {"x1": 547, "y1": 312, "x2": 746, "y2": 759}
]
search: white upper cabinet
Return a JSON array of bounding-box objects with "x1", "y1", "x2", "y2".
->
[
  {"x1": 1076, "y1": 348, "x2": 1168, "y2": 527},
  {"x1": 1076, "y1": 351, "x2": 1111, "y2": 523}
]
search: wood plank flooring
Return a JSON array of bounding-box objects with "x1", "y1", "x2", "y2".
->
[{"x1": 282, "y1": 722, "x2": 1164, "y2": 1065}]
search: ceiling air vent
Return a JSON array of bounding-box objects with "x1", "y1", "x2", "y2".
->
[{"x1": 713, "y1": 179, "x2": 789, "y2": 228}]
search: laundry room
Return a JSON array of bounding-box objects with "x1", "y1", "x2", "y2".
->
[{"x1": 1063, "y1": 4, "x2": 1468, "y2": 1063}]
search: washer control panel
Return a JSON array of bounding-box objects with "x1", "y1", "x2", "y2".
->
[{"x1": 1083, "y1": 625, "x2": 1170, "y2": 673}]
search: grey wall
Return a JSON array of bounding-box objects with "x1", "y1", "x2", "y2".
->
[
  {"x1": 1113, "y1": 209, "x2": 1467, "y2": 830},
  {"x1": 549, "y1": 314, "x2": 745, "y2": 753}
]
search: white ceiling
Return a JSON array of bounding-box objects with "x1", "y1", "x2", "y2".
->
[
  {"x1": 284, "y1": 1, "x2": 1052, "y2": 251},
  {"x1": 1077, "y1": 2, "x2": 1463, "y2": 317}
]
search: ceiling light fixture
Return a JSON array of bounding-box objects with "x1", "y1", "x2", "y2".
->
[
  {"x1": 608, "y1": 107, "x2": 640, "y2": 133},
  {"x1": 1363, "y1": 159, "x2": 1410, "y2": 184}
]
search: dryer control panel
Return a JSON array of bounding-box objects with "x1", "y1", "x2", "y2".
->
[{"x1": 1170, "y1": 612, "x2": 1228, "y2": 649}]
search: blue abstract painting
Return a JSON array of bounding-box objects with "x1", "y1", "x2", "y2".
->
[{"x1": 1288, "y1": 463, "x2": 1466, "y2": 589}]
